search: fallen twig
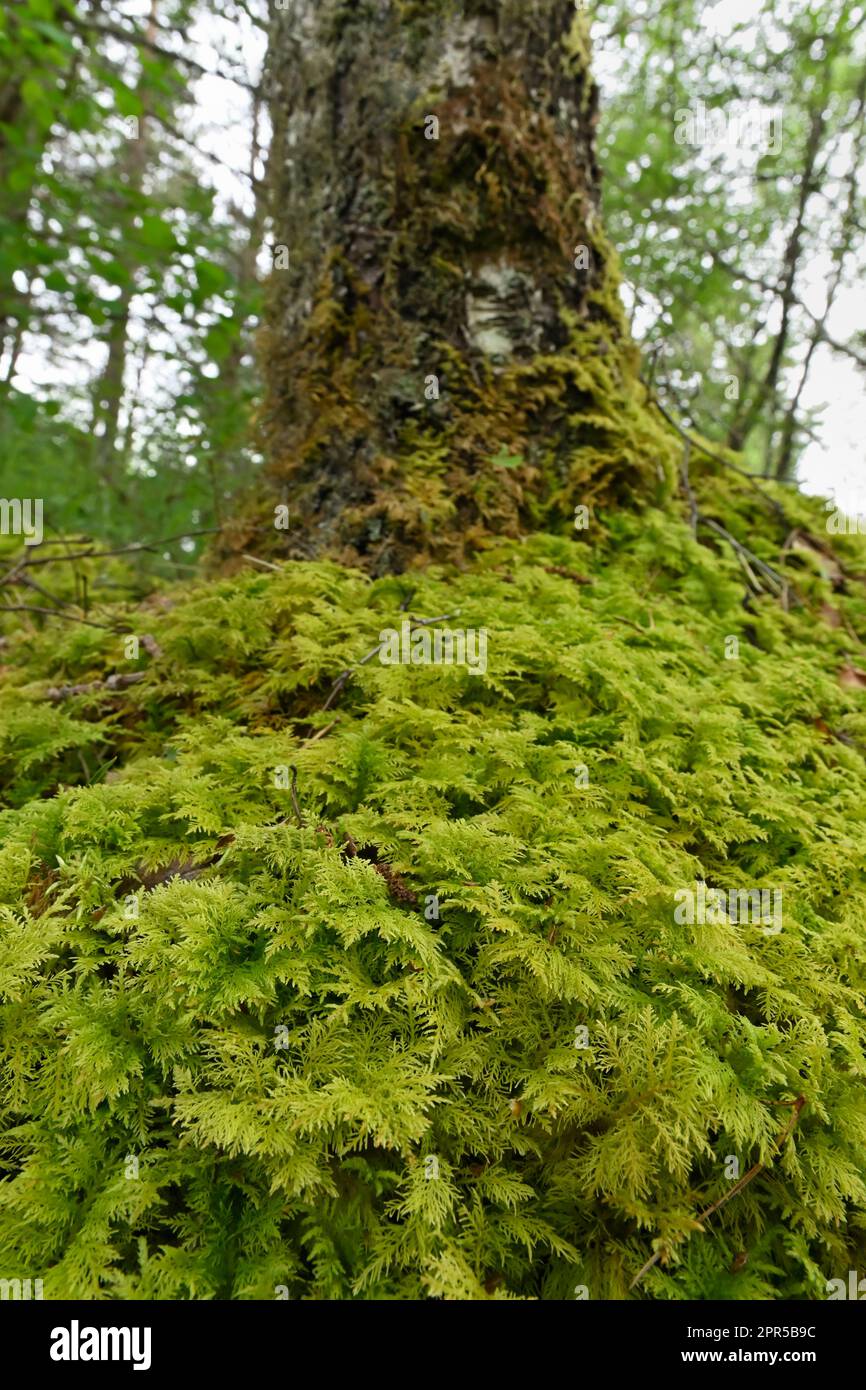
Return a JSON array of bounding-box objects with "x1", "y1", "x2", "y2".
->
[
  {"x1": 1, "y1": 605, "x2": 113, "y2": 630},
  {"x1": 609, "y1": 613, "x2": 655, "y2": 634},
  {"x1": 646, "y1": 386, "x2": 788, "y2": 524},
  {"x1": 544, "y1": 566, "x2": 594, "y2": 585},
  {"x1": 679, "y1": 439, "x2": 698, "y2": 537},
  {"x1": 630, "y1": 1094, "x2": 807, "y2": 1291},
  {"x1": 700, "y1": 518, "x2": 790, "y2": 601},
  {"x1": 242, "y1": 553, "x2": 283, "y2": 573},
  {"x1": 45, "y1": 672, "x2": 146, "y2": 701},
  {"x1": 302, "y1": 719, "x2": 338, "y2": 746},
  {"x1": 2, "y1": 527, "x2": 221, "y2": 570}
]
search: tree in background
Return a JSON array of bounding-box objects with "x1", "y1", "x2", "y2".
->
[
  {"x1": 0, "y1": 0, "x2": 265, "y2": 569},
  {"x1": 595, "y1": 0, "x2": 866, "y2": 481}
]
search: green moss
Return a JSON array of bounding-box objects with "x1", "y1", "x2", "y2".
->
[{"x1": 2, "y1": 488, "x2": 866, "y2": 1299}]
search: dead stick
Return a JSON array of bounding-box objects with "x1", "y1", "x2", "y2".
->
[
  {"x1": 679, "y1": 439, "x2": 698, "y2": 537},
  {"x1": 646, "y1": 387, "x2": 787, "y2": 523},
  {"x1": 0, "y1": 605, "x2": 113, "y2": 630},
  {"x1": 242, "y1": 553, "x2": 283, "y2": 573},
  {"x1": 629, "y1": 1095, "x2": 806, "y2": 1291},
  {"x1": 7, "y1": 527, "x2": 222, "y2": 569},
  {"x1": 302, "y1": 719, "x2": 338, "y2": 746}
]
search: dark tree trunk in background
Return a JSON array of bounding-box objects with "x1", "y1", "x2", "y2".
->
[{"x1": 256, "y1": 0, "x2": 666, "y2": 573}]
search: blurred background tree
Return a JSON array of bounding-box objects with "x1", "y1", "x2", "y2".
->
[
  {"x1": 594, "y1": 0, "x2": 866, "y2": 481},
  {"x1": 0, "y1": 0, "x2": 265, "y2": 577}
]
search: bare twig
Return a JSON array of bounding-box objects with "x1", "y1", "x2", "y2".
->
[
  {"x1": 45, "y1": 672, "x2": 146, "y2": 701},
  {"x1": 543, "y1": 566, "x2": 594, "y2": 585},
  {"x1": 6, "y1": 528, "x2": 221, "y2": 570},
  {"x1": 70, "y1": 17, "x2": 259, "y2": 93},
  {"x1": 322, "y1": 642, "x2": 386, "y2": 711},
  {"x1": 321, "y1": 612, "x2": 462, "y2": 711},
  {"x1": 302, "y1": 720, "x2": 338, "y2": 746},
  {"x1": 700, "y1": 519, "x2": 789, "y2": 600},
  {"x1": 630, "y1": 1095, "x2": 807, "y2": 1291},
  {"x1": 15, "y1": 571, "x2": 68, "y2": 609},
  {"x1": 0, "y1": 605, "x2": 113, "y2": 630},
  {"x1": 242, "y1": 553, "x2": 283, "y2": 572},
  {"x1": 407, "y1": 613, "x2": 461, "y2": 628},
  {"x1": 609, "y1": 613, "x2": 655, "y2": 635},
  {"x1": 646, "y1": 387, "x2": 788, "y2": 524}
]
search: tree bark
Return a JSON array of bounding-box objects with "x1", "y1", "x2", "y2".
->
[{"x1": 258, "y1": 0, "x2": 659, "y2": 573}]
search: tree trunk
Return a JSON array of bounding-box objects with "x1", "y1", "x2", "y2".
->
[{"x1": 258, "y1": 0, "x2": 666, "y2": 573}]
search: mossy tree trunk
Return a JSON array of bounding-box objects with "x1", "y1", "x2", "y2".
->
[{"x1": 258, "y1": 0, "x2": 669, "y2": 572}]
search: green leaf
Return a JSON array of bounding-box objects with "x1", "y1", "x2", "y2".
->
[
  {"x1": 114, "y1": 86, "x2": 144, "y2": 119},
  {"x1": 136, "y1": 215, "x2": 176, "y2": 253},
  {"x1": 32, "y1": 21, "x2": 76, "y2": 52},
  {"x1": 67, "y1": 98, "x2": 92, "y2": 132},
  {"x1": 194, "y1": 260, "x2": 229, "y2": 298},
  {"x1": 203, "y1": 321, "x2": 238, "y2": 360},
  {"x1": 6, "y1": 164, "x2": 35, "y2": 194},
  {"x1": 20, "y1": 76, "x2": 52, "y2": 112}
]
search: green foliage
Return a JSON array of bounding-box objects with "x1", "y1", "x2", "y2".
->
[
  {"x1": 595, "y1": 0, "x2": 866, "y2": 479},
  {"x1": 1, "y1": 484, "x2": 865, "y2": 1299},
  {"x1": 0, "y1": 0, "x2": 263, "y2": 550}
]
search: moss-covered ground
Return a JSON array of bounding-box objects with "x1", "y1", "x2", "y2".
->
[{"x1": 1, "y1": 475, "x2": 865, "y2": 1299}]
